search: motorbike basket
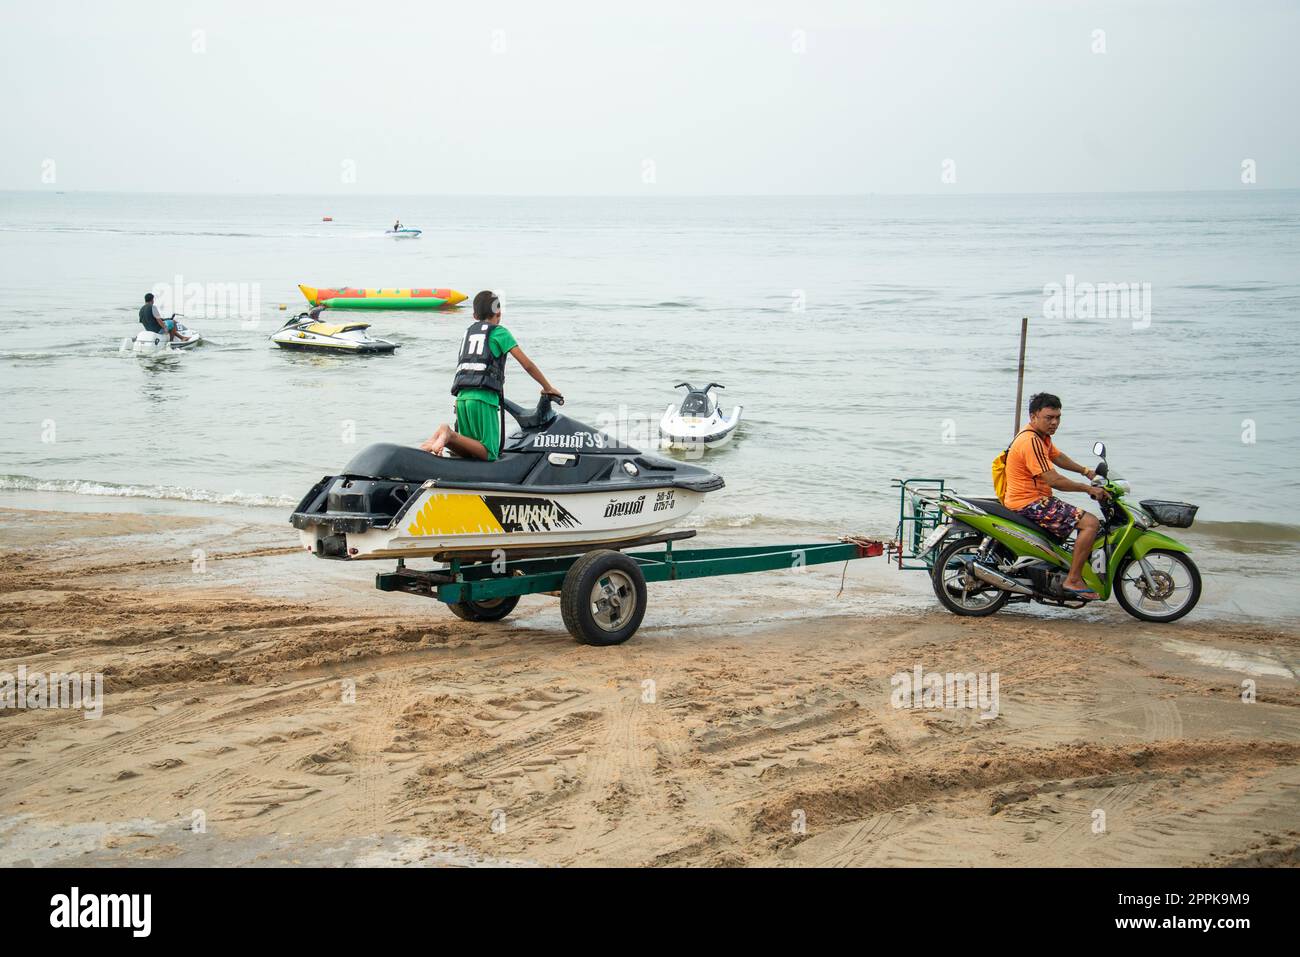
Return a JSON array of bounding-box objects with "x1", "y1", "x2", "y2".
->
[{"x1": 1140, "y1": 499, "x2": 1198, "y2": 528}]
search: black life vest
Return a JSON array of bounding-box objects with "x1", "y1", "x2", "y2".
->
[
  {"x1": 139, "y1": 302, "x2": 163, "y2": 333},
  {"x1": 451, "y1": 321, "x2": 507, "y2": 395}
]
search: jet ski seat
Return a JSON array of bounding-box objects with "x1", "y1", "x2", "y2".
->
[
  {"x1": 341, "y1": 442, "x2": 536, "y2": 485},
  {"x1": 965, "y1": 497, "x2": 1072, "y2": 544}
]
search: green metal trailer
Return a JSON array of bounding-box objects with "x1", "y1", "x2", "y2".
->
[{"x1": 375, "y1": 530, "x2": 886, "y2": 646}]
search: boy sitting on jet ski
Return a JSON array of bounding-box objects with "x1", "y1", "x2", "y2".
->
[{"x1": 420, "y1": 290, "x2": 562, "y2": 461}]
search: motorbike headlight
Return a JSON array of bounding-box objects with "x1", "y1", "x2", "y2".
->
[{"x1": 1131, "y1": 506, "x2": 1153, "y2": 529}]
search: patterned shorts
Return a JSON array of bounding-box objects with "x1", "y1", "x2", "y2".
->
[{"x1": 1018, "y1": 496, "x2": 1083, "y2": 539}]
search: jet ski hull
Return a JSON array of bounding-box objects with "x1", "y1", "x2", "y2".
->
[
  {"x1": 660, "y1": 404, "x2": 743, "y2": 450},
  {"x1": 271, "y1": 320, "x2": 398, "y2": 354},
  {"x1": 131, "y1": 325, "x2": 202, "y2": 353},
  {"x1": 295, "y1": 482, "x2": 709, "y2": 561},
  {"x1": 291, "y1": 397, "x2": 724, "y2": 562}
]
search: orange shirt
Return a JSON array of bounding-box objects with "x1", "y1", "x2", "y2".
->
[{"x1": 1004, "y1": 429, "x2": 1062, "y2": 510}]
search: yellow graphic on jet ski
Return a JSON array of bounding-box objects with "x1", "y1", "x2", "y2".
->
[{"x1": 406, "y1": 493, "x2": 505, "y2": 537}]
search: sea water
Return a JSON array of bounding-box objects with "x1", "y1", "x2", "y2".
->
[{"x1": 0, "y1": 190, "x2": 1296, "y2": 613}]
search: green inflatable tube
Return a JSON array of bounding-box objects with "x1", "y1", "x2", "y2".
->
[{"x1": 319, "y1": 297, "x2": 456, "y2": 310}]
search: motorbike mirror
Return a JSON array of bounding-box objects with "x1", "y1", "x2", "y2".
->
[{"x1": 1092, "y1": 441, "x2": 1106, "y2": 457}]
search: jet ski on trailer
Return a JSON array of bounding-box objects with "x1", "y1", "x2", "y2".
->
[
  {"x1": 271, "y1": 312, "x2": 398, "y2": 354},
  {"x1": 290, "y1": 394, "x2": 724, "y2": 562},
  {"x1": 660, "y1": 382, "x2": 742, "y2": 450}
]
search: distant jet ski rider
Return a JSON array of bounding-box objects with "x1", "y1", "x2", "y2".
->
[{"x1": 139, "y1": 292, "x2": 180, "y2": 343}]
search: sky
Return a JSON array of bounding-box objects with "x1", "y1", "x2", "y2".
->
[{"x1": 2, "y1": 0, "x2": 1297, "y2": 194}]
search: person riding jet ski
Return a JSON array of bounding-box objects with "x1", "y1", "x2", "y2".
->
[
  {"x1": 138, "y1": 292, "x2": 179, "y2": 343},
  {"x1": 420, "y1": 290, "x2": 562, "y2": 461}
]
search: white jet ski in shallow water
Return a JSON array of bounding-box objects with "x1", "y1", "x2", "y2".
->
[
  {"x1": 271, "y1": 313, "x2": 398, "y2": 354},
  {"x1": 660, "y1": 382, "x2": 742, "y2": 451},
  {"x1": 290, "y1": 394, "x2": 724, "y2": 561},
  {"x1": 386, "y1": 228, "x2": 422, "y2": 239},
  {"x1": 131, "y1": 318, "x2": 203, "y2": 353}
]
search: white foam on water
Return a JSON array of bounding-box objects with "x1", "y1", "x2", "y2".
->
[{"x1": 0, "y1": 474, "x2": 294, "y2": 509}]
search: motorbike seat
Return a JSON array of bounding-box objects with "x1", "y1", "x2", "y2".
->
[{"x1": 966, "y1": 497, "x2": 1072, "y2": 544}]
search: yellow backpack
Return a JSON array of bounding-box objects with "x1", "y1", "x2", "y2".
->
[{"x1": 991, "y1": 430, "x2": 1032, "y2": 503}]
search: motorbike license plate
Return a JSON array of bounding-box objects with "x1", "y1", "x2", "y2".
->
[{"x1": 919, "y1": 524, "x2": 950, "y2": 554}]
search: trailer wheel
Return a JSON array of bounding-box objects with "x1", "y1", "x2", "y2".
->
[
  {"x1": 560, "y1": 550, "x2": 647, "y2": 645},
  {"x1": 447, "y1": 595, "x2": 520, "y2": 622}
]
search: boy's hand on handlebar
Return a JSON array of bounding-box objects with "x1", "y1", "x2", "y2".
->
[
  {"x1": 1087, "y1": 486, "x2": 1110, "y2": 501},
  {"x1": 543, "y1": 391, "x2": 564, "y2": 404}
]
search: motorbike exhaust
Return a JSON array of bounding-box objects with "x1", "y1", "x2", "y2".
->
[{"x1": 966, "y1": 559, "x2": 1034, "y2": 596}]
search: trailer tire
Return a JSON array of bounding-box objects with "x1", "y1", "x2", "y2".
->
[
  {"x1": 447, "y1": 595, "x2": 520, "y2": 622},
  {"x1": 560, "y1": 550, "x2": 647, "y2": 645}
]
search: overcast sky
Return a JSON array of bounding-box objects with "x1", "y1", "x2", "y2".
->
[{"x1": 3, "y1": 0, "x2": 1297, "y2": 194}]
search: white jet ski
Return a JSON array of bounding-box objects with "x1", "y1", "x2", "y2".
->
[
  {"x1": 271, "y1": 312, "x2": 399, "y2": 354},
  {"x1": 659, "y1": 382, "x2": 742, "y2": 451},
  {"x1": 131, "y1": 318, "x2": 203, "y2": 354},
  {"x1": 290, "y1": 394, "x2": 724, "y2": 562},
  {"x1": 386, "y1": 227, "x2": 422, "y2": 239}
]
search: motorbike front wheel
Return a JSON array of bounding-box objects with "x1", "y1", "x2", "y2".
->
[
  {"x1": 1113, "y1": 549, "x2": 1202, "y2": 623},
  {"x1": 931, "y1": 536, "x2": 1012, "y2": 617}
]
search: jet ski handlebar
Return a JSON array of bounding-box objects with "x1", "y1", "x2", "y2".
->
[
  {"x1": 675, "y1": 382, "x2": 724, "y2": 392},
  {"x1": 501, "y1": 393, "x2": 564, "y2": 431}
]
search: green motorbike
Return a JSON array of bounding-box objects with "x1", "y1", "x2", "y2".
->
[{"x1": 921, "y1": 442, "x2": 1202, "y2": 622}]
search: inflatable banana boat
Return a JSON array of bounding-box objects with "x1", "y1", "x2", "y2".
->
[{"x1": 298, "y1": 286, "x2": 467, "y2": 310}]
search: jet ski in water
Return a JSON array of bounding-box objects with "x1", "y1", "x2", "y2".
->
[
  {"x1": 290, "y1": 394, "x2": 724, "y2": 561},
  {"x1": 271, "y1": 313, "x2": 398, "y2": 354},
  {"x1": 131, "y1": 318, "x2": 202, "y2": 353},
  {"x1": 660, "y1": 382, "x2": 742, "y2": 450}
]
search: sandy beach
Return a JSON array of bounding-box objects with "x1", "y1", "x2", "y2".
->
[{"x1": 0, "y1": 499, "x2": 1296, "y2": 868}]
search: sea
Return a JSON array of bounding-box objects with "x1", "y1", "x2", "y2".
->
[{"x1": 1, "y1": 190, "x2": 1297, "y2": 617}]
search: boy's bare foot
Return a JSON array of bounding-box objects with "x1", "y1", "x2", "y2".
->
[{"x1": 420, "y1": 425, "x2": 450, "y2": 454}]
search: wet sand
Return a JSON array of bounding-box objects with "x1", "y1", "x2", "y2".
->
[{"x1": 1, "y1": 503, "x2": 1298, "y2": 867}]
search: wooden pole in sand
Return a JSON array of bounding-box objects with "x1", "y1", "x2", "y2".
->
[{"x1": 1013, "y1": 316, "x2": 1028, "y2": 434}]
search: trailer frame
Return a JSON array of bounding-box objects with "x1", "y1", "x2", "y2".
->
[{"x1": 375, "y1": 530, "x2": 886, "y2": 645}]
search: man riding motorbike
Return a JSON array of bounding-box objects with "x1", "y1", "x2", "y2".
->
[{"x1": 1002, "y1": 393, "x2": 1109, "y2": 599}]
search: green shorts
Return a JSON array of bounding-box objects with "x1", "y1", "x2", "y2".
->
[{"x1": 455, "y1": 395, "x2": 502, "y2": 460}]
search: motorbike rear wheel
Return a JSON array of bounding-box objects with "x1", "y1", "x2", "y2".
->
[
  {"x1": 931, "y1": 536, "x2": 1012, "y2": 617},
  {"x1": 1113, "y1": 549, "x2": 1201, "y2": 623}
]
